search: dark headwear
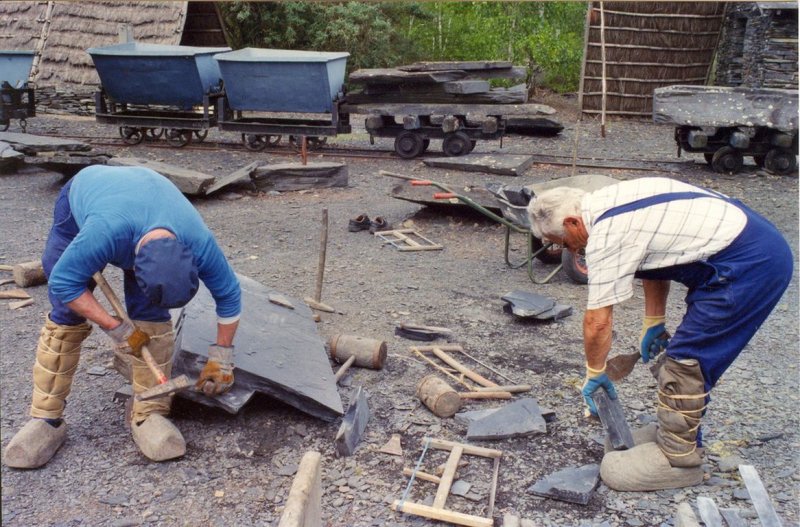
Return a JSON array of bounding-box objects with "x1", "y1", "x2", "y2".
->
[{"x1": 135, "y1": 237, "x2": 199, "y2": 308}]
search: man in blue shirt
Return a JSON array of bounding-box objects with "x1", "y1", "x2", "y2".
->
[{"x1": 4, "y1": 166, "x2": 242, "y2": 468}]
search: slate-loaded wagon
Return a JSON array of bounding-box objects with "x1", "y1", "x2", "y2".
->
[
  {"x1": 0, "y1": 50, "x2": 36, "y2": 132},
  {"x1": 654, "y1": 85, "x2": 798, "y2": 175}
]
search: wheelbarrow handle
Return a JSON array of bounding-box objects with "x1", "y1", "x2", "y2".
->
[
  {"x1": 433, "y1": 192, "x2": 456, "y2": 199},
  {"x1": 411, "y1": 180, "x2": 432, "y2": 186}
]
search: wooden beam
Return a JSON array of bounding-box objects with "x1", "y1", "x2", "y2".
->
[
  {"x1": 278, "y1": 451, "x2": 322, "y2": 527},
  {"x1": 590, "y1": 7, "x2": 723, "y2": 19},
  {"x1": 391, "y1": 500, "x2": 493, "y2": 527},
  {"x1": 426, "y1": 438, "x2": 503, "y2": 459},
  {"x1": 433, "y1": 446, "x2": 463, "y2": 509}
]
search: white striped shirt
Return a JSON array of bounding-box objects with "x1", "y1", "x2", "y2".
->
[{"x1": 583, "y1": 177, "x2": 747, "y2": 309}]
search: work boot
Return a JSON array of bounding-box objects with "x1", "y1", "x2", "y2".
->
[
  {"x1": 599, "y1": 357, "x2": 707, "y2": 491},
  {"x1": 117, "y1": 320, "x2": 185, "y2": 462},
  {"x1": 4, "y1": 317, "x2": 91, "y2": 468}
]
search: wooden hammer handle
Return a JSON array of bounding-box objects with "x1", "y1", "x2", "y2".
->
[{"x1": 92, "y1": 272, "x2": 168, "y2": 384}]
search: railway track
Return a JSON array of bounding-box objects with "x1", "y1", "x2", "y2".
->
[{"x1": 51, "y1": 132, "x2": 694, "y2": 172}]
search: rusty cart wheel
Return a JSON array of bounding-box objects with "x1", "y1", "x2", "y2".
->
[
  {"x1": 120, "y1": 126, "x2": 144, "y2": 145},
  {"x1": 764, "y1": 148, "x2": 798, "y2": 175},
  {"x1": 165, "y1": 128, "x2": 192, "y2": 148},
  {"x1": 193, "y1": 129, "x2": 209, "y2": 142},
  {"x1": 562, "y1": 249, "x2": 588, "y2": 285},
  {"x1": 242, "y1": 133, "x2": 268, "y2": 151},
  {"x1": 711, "y1": 146, "x2": 743, "y2": 174},
  {"x1": 531, "y1": 236, "x2": 562, "y2": 265},
  {"x1": 442, "y1": 131, "x2": 472, "y2": 157},
  {"x1": 145, "y1": 128, "x2": 164, "y2": 140},
  {"x1": 394, "y1": 130, "x2": 425, "y2": 159}
]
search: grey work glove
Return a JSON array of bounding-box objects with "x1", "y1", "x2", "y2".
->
[
  {"x1": 103, "y1": 318, "x2": 150, "y2": 356},
  {"x1": 196, "y1": 345, "x2": 235, "y2": 396}
]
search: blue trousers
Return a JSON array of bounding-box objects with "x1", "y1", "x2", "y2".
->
[
  {"x1": 636, "y1": 204, "x2": 793, "y2": 393},
  {"x1": 42, "y1": 180, "x2": 170, "y2": 325}
]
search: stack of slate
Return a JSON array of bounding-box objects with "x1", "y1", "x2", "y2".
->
[{"x1": 346, "y1": 61, "x2": 529, "y2": 105}]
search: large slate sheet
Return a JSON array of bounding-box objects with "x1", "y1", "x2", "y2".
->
[{"x1": 172, "y1": 274, "x2": 343, "y2": 421}]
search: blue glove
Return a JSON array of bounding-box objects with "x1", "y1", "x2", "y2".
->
[
  {"x1": 582, "y1": 364, "x2": 617, "y2": 417},
  {"x1": 640, "y1": 316, "x2": 670, "y2": 363}
]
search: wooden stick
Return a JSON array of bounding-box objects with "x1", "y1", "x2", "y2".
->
[
  {"x1": 391, "y1": 500, "x2": 492, "y2": 527},
  {"x1": 314, "y1": 208, "x2": 328, "y2": 302},
  {"x1": 433, "y1": 446, "x2": 463, "y2": 509},
  {"x1": 426, "y1": 438, "x2": 502, "y2": 459},
  {"x1": 451, "y1": 347, "x2": 518, "y2": 385},
  {"x1": 474, "y1": 384, "x2": 531, "y2": 393},
  {"x1": 599, "y1": 1, "x2": 607, "y2": 138},
  {"x1": 459, "y1": 391, "x2": 512, "y2": 400},
  {"x1": 431, "y1": 347, "x2": 498, "y2": 388},
  {"x1": 412, "y1": 348, "x2": 476, "y2": 390},
  {"x1": 488, "y1": 456, "x2": 500, "y2": 518},
  {"x1": 402, "y1": 467, "x2": 441, "y2": 484},
  {"x1": 0, "y1": 264, "x2": 13, "y2": 271},
  {"x1": 278, "y1": 451, "x2": 322, "y2": 527}
]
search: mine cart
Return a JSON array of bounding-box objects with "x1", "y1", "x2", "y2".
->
[
  {"x1": 214, "y1": 48, "x2": 352, "y2": 151},
  {"x1": 87, "y1": 43, "x2": 229, "y2": 147},
  {"x1": 0, "y1": 50, "x2": 36, "y2": 132},
  {"x1": 654, "y1": 85, "x2": 798, "y2": 175}
]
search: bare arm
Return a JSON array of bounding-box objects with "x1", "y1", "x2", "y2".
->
[
  {"x1": 584, "y1": 305, "x2": 613, "y2": 369},
  {"x1": 642, "y1": 279, "x2": 670, "y2": 317},
  {"x1": 66, "y1": 290, "x2": 120, "y2": 330},
  {"x1": 216, "y1": 321, "x2": 239, "y2": 347}
]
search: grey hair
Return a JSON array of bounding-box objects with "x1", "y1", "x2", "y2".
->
[{"x1": 526, "y1": 187, "x2": 586, "y2": 239}]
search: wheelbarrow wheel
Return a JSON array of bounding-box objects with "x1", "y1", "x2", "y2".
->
[
  {"x1": 711, "y1": 146, "x2": 743, "y2": 174},
  {"x1": 763, "y1": 148, "x2": 797, "y2": 175},
  {"x1": 531, "y1": 237, "x2": 562, "y2": 264},
  {"x1": 562, "y1": 250, "x2": 588, "y2": 285},
  {"x1": 394, "y1": 131, "x2": 425, "y2": 159}
]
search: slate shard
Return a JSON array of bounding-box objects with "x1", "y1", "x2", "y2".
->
[
  {"x1": 395, "y1": 323, "x2": 453, "y2": 342},
  {"x1": 527, "y1": 463, "x2": 600, "y2": 505},
  {"x1": 172, "y1": 274, "x2": 343, "y2": 421},
  {"x1": 501, "y1": 291, "x2": 572, "y2": 320},
  {"x1": 334, "y1": 386, "x2": 370, "y2": 457},
  {"x1": 466, "y1": 398, "x2": 547, "y2": 441},
  {"x1": 592, "y1": 388, "x2": 634, "y2": 450}
]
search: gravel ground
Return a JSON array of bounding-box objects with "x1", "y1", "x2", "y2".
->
[{"x1": 1, "y1": 95, "x2": 798, "y2": 527}]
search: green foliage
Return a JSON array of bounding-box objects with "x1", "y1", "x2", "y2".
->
[{"x1": 218, "y1": 2, "x2": 587, "y2": 94}]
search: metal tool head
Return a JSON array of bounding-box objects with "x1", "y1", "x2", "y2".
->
[
  {"x1": 605, "y1": 351, "x2": 641, "y2": 382},
  {"x1": 135, "y1": 374, "x2": 193, "y2": 401}
]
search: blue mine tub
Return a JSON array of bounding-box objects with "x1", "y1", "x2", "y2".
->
[
  {"x1": 214, "y1": 48, "x2": 349, "y2": 113},
  {"x1": 86, "y1": 43, "x2": 230, "y2": 109},
  {"x1": 0, "y1": 50, "x2": 35, "y2": 88}
]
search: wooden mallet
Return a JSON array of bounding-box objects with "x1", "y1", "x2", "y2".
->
[{"x1": 92, "y1": 272, "x2": 191, "y2": 401}]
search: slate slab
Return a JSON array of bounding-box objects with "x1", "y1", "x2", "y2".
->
[
  {"x1": 455, "y1": 405, "x2": 555, "y2": 427},
  {"x1": 466, "y1": 398, "x2": 546, "y2": 441},
  {"x1": 0, "y1": 132, "x2": 91, "y2": 153},
  {"x1": 251, "y1": 162, "x2": 348, "y2": 192},
  {"x1": 527, "y1": 463, "x2": 600, "y2": 505},
  {"x1": 204, "y1": 161, "x2": 259, "y2": 195},
  {"x1": 423, "y1": 154, "x2": 534, "y2": 176},
  {"x1": 172, "y1": 274, "x2": 343, "y2": 421},
  {"x1": 334, "y1": 386, "x2": 370, "y2": 457},
  {"x1": 108, "y1": 157, "x2": 215, "y2": 195},
  {"x1": 501, "y1": 290, "x2": 573, "y2": 320},
  {"x1": 593, "y1": 388, "x2": 634, "y2": 450}
]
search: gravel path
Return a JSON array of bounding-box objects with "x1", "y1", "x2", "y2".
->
[{"x1": 1, "y1": 100, "x2": 797, "y2": 527}]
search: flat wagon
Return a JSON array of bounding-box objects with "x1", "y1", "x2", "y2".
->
[{"x1": 0, "y1": 50, "x2": 36, "y2": 132}]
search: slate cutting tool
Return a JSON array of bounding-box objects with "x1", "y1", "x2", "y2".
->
[
  {"x1": 92, "y1": 272, "x2": 191, "y2": 401},
  {"x1": 606, "y1": 338, "x2": 667, "y2": 382}
]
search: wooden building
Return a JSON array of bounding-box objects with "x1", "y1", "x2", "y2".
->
[
  {"x1": 578, "y1": 2, "x2": 726, "y2": 118},
  {"x1": 0, "y1": 2, "x2": 229, "y2": 92}
]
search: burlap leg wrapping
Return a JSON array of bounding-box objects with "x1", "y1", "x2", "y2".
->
[
  {"x1": 30, "y1": 317, "x2": 92, "y2": 419},
  {"x1": 115, "y1": 320, "x2": 175, "y2": 425},
  {"x1": 655, "y1": 357, "x2": 708, "y2": 468}
]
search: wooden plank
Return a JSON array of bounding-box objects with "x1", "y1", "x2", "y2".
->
[
  {"x1": 427, "y1": 438, "x2": 502, "y2": 459},
  {"x1": 107, "y1": 157, "x2": 215, "y2": 196},
  {"x1": 402, "y1": 467, "x2": 441, "y2": 484},
  {"x1": 738, "y1": 465, "x2": 784, "y2": 527},
  {"x1": 278, "y1": 451, "x2": 322, "y2": 527},
  {"x1": 341, "y1": 101, "x2": 555, "y2": 117},
  {"x1": 433, "y1": 445, "x2": 463, "y2": 508},
  {"x1": 391, "y1": 500, "x2": 493, "y2": 527},
  {"x1": 0, "y1": 289, "x2": 31, "y2": 300}
]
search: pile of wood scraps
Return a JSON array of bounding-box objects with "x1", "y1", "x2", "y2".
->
[{"x1": 0, "y1": 260, "x2": 46, "y2": 310}]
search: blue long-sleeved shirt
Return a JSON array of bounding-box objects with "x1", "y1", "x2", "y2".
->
[{"x1": 49, "y1": 165, "x2": 241, "y2": 321}]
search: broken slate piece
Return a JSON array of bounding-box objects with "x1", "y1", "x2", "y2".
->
[
  {"x1": 423, "y1": 154, "x2": 534, "y2": 177},
  {"x1": 172, "y1": 274, "x2": 343, "y2": 420},
  {"x1": 719, "y1": 509, "x2": 748, "y2": 527},
  {"x1": 450, "y1": 479, "x2": 472, "y2": 497},
  {"x1": 593, "y1": 387, "x2": 634, "y2": 450},
  {"x1": 527, "y1": 463, "x2": 600, "y2": 505},
  {"x1": 378, "y1": 434, "x2": 403, "y2": 456},
  {"x1": 87, "y1": 366, "x2": 108, "y2": 376},
  {"x1": 0, "y1": 132, "x2": 91, "y2": 154},
  {"x1": 395, "y1": 323, "x2": 453, "y2": 342},
  {"x1": 113, "y1": 384, "x2": 133, "y2": 402},
  {"x1": 334, "y1": 386, "x2": 370, "y2": 457},
  {"x1": 696, "y1": 496, "x2": 724, "y2": 527},
  {"x1": 467, "y1": 398, "x2": 546, "y2": 441},
  {"x1": 738, "y1": 464, "x2": 784, "y2": 527},
  {"x1": 268, "y1": 292, "x2": 295, "y2": 310},
  {"x1": 501, "y1": 290, "x2": 572, "y2": 320}
]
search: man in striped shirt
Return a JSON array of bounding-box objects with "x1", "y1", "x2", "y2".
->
[{"x1": 528, "y1": 176, "x2": 792, "y2": 491}]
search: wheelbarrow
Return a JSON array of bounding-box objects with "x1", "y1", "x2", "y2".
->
[{"x1": 379, "y1": 170, "x2": 619, "y2": 284}]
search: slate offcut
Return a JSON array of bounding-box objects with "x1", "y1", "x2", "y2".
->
[
  {"x1": 466, "y1": 398, "x2": 547, "y2": 441},
  {"x1": 527, "y1": 463, "x2": 600, "y2": 505}
]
